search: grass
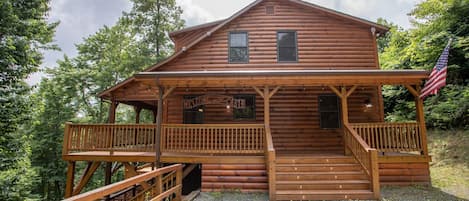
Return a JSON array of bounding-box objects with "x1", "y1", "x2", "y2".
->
[{"x1": 194, "y1": 129, "x2": 469, "y2": 201}]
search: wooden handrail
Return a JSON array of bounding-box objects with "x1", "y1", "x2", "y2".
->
[
  {"x1": 344, "y1": 124, "x2": 380, "y2": 199},
  {"x1": 350, "y1": 122, "x2": 423, "y2": 153},
  {"x1": 264, "y1": 126, "x2": 276, "y2": 201},
  {"x1": 63, "y1": 123, "x2": 158, "y2": 154},
  {"x1": 64, "y1": 164, "x2": 183, "y2": 201},
  {"x1": 161, "y1": 124, "x2": 265, "y2": 154}
]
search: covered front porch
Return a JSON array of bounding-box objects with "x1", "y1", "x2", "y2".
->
[{"x1": 62, "y1": 70, "x2": 431, "y2": 200}]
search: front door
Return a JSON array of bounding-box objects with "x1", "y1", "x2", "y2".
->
[{"x1": 183, "y1": 95, "x2": 204, "y2": 124}]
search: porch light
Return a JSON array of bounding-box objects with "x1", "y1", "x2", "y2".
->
[
  {"x1": 198, "y1": 108, "x2": 204, "y2": 112},
  {"x1": 364, "y1": 98, "x2": 373, "y2": 108},
  {"x1": 226, "y1": 105, "x2": 231, "y2": 109}
]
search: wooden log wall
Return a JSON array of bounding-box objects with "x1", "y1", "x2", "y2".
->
[
  {"x1": 159, "y1": 0, "x2": 377, "y2": 71},
  {"x1": 164, "y1": 86, "x2": 381, "y2": 154},
  {"x1": 201, "y1": 163, "x2": 268, "y2": 192},
  {"x1": 379, "y1": 162, "x2": 431, "y2": 185}
]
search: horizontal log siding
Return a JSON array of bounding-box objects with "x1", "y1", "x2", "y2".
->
[
  {"x1": 379, "y1": 162, "x2": 431, "y2": 185},
  {"x1": 164, "y1": 86, "x2": 381, "y2": 154},
  {"x1": 160, "y1": 0, "x2": 377, "y2": 71},
  {"x1": 201, "y1": 163, "x2": 268, "y2": 192}
]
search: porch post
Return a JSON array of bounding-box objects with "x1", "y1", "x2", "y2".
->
[
  {"x1": 328, "y1": 85, "x2": 357, "y2": 155},
  {"x1": 155, "y1": 86, "x2": 164, "y2": 167},
  {"x1": 154, "y1": 86, "x2": 176, "y2": 167},
  {"x1": 105, "y1": 100, "x2": 118, "y2": 186},
  {"x1": 134, "y1": 106, "x2": 142, "y2": 124},
  {"x1": 64, "y1": 161, "x2": 75, "y2": 198},
  {"x1": 405, "y1": 85, "x2": 429, "y2": 155}
]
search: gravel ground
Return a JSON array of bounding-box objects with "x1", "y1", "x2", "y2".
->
[{"x1": 193, "y1": 186, "x2": 468, "y2": 201}]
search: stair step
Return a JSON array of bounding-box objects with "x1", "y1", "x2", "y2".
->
[
  {"x1": 277, "y1": 172, "x2": 368, "y2": 181},
  {"x1": 276, "y1": 190, "x2": 374, "y2": 200},
  {"x1": 276, "y1": 165, "x2": 362, "y2": 172},
  {"x1": 276, "y1": 157, "x2": 356, "y2": 164},
  {"x1": 277, "y1": 180, "x2": 370, "y2": 184},
  {"x1": 276, "y1": 183, "x2": 370, "y2": 191}
]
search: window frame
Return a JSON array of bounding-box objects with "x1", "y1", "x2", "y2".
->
[
  {"x1": 318, "y1": 94, "x2": 341, "y2": 129},
  {"x1": 228, "y1": 31, "x2": 249, "y2": 63},
  {"x1": 233, "y1": 94, "x2": 256, "y2": 121},
  {"x1": 277, "y1": 30, "x2": 298, "y2": 63}
]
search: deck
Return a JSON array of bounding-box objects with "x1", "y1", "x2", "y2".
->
[{"x1": 62, "y1": 122, "x2": 430, "y2": 200}]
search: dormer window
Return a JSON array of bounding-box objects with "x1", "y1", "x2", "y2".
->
[
  {"x1": 277, "y1": 31, "x2": 298, "y2": 62},
  {"x1": 229, "y1": 32, "x2": 249, "y2": 63}
]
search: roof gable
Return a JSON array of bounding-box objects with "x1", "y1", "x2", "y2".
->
[{"x1": 144, "y1": 0, "x2": 388, "y2": 72}]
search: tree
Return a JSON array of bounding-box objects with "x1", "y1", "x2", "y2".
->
[
  {"x1": 126, "y1": 0, "x2": 185, "y2": 61},
  {"x1": 379, "y1": 0, "x2": 469, "y2": 129},
  {"x1": 0, "y1": 0, "x2": 57, "y2": 199}
]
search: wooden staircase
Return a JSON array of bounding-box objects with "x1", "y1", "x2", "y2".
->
[{"x1": 275, "y1": 155, "x2": 375, "y2": 200}]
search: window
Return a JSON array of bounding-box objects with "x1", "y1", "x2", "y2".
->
[
  {"x1": 233, "y1": 94, "x2": 256, "y2": 120},
  {"x1": 229, "y1": 32, "x2": 248, "y2": 63},
  {"x1": 318, "y1": 95, "x2": 341, "y2": 129},
  {"x1": 277, "y1": 31, "x2": 297, "y2": 62}
]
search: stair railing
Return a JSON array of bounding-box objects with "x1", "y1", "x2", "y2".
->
[
  {"x1": 344, "y1": 124, "x2": 380, "y2": 199},
  {"x1": 63, "y1": 164, "x2": 183, "y2": 201},
  {"x1": 264, "y1": 126, "x2": 276, "y2": 201}
]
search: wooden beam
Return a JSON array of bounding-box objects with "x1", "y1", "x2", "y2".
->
[
  {"x1": 72, "y1": 162, "x2": 101, "y2": 196},
  {"x1": 346, "y1": 85, "x2": 358, "y2": 97},
  {"x1": 162, "y1": 86, "x2": 176, "y2": 100},
  {"x1": 108, "y1": 100, "x2": 118, "y2": 123},
  {"x1": 65, "y1": 161, "x2": 75, "y2": 198},
  {"x1": 155, "y1": 86, "x2": 164, "y2": 167},
  {"x1": 328, "y1": 85, "x2": 342, "y2": 98},
  {"x1": 268, "y1": 86, "x2": 281, "y2": 99},
  {"x1": 263, "y1": 86, "x2": 270, "y2": 127},
  {"x1": 251, "y1": 86, "x2": 264, "y2": 98},
  {"x1": 123, "y1": 162, "x2": 151, "y2": 189},
  {"x1": 414, "y1": 85, "x2": 429, "y2": 155},
  {"x1": 134, "y1": 106, "x2": 142, "y2": 124},
  {"x1": 105, "y1": 162, "x2": 112, "y2": 186},
  {"x1": 405, "y1": 85, "x2": 419, "y2": 97},
  {"x1": 183, "y1": 164, "x2": 198, "y2": 178}
]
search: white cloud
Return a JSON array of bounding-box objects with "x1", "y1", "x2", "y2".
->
[{"x1": 177, "y1": 0, "x2": 215, "y2": 26}]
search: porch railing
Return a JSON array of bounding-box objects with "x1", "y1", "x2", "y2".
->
[
  {"x1": 64, "y1": 164, "x2": 182, "y2": 201},
  {"x1": 344, "y1": 124, "x2": 380, "y2": 199},
  {"x1": 350, "y1": 122, "x2": 423, "y2": 153},
  {"x1": 63, "y1": 123, "x2": 157, "y2": 154},
  {"x1": 161, "y1": 124, "x2": 265, "y2": 154}
]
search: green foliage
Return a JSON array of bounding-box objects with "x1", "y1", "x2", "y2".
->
[
  {"x1": 27, "y1": 1, "x2": 184, "y2": 199},
  {"x1": 379, "y1": 0, "x2": 469, "y2": 129},
  {"x1": 0, "y1": 0, "x2": 57, "y2": 200},
  {"x1": 125, "y1": 0, "x2": 185, "y2": 61}
]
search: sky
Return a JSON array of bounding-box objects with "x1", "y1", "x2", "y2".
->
[{"x1": 26, "y1": 0, "x2": 421, "y2": 85}]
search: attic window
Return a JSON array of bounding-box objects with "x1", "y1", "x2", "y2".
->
[{"x1": 266, "y1": 6, "x2": 275, "y2": 15}]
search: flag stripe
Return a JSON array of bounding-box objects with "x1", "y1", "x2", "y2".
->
[{"x1": 420, "y1": 40, "x2": 451, "y2": 99}]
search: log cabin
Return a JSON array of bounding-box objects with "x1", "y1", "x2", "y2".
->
[{"x1": 62, "y1": 0, "x2": 432, "y2": 200}]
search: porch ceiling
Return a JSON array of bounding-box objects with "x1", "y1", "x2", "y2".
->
[{"x1": 99, "y1": 69, "x2": 428, "y2": 103}]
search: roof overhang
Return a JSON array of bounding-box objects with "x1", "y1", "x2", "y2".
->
[
  {"x1": 134, "y1": 69, "x2": 428, "y2": 88},
  {"x1": 98, "y1": 69, "x2": 428, "y2": 104}
]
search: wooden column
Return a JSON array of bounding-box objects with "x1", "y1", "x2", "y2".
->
[
  {"x1": 135, "y1": 106, "x2": 142, "y2": 124},
  {"x1": 155, "y1": 87, "x2": 164, "y2": 167},
  {"x1": 329, "y1": 85, "x2": 357, "y2": 155},
  {"x1": 65, "y1": 161, "x2": 75, "y2": 198},
  {"x1": 155, "y1": 86, "x2": 176, "y2": 167},
  {"x1": 108, "y1": 100, "x2": 118, "y2": 123},
  {"x1": 253, "y1": 85, "x2": 280, "y2": 201},
  {"x1": 106, "y1": 100, "x2": 118, "y2": 186},
  {"x1": 405, "y1": 85, "x2": 429, "y2": 155},
  {"x1": 152, "y1": 109, "x2": 157, "y2": 123}
]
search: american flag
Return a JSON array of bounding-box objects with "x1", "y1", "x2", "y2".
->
[{"x1": 420, "y1": 39, "x2": 452, "y2": 99}]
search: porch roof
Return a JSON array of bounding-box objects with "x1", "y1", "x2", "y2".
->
[{"x1": 98, "y1": 69, "x2": 428, "y2": 104}]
